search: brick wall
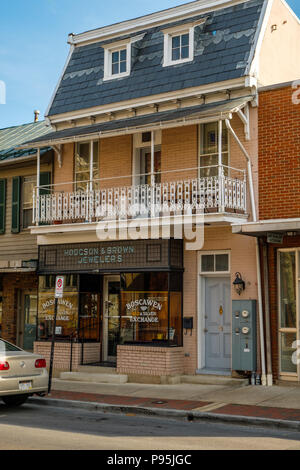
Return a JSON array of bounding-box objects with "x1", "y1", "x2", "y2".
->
[
  {"x1": 117, "y1": 345, "x2": 184, "y2": 377},
  {"x1": 100, "y1": 135, "x2": 132, "y2": 188},
  {"x1": 34, "y1": 341, "x2": 101, "y2": 371},
  {"x1": 258, "y1": 86, "x2": 300, "y2": 219},
  {"x1": 53, "y1": 143, "x2": 74, "y2": 192},
  {"x1": 2, "y1": 273, "x2": 37, "y2": 344},
  {"x1": 161, "y1": 125, "x2": 198, "y2": 182}
]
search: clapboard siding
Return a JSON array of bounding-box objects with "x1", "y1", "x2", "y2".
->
[{"x1": 0, "y1": 163, "x2": 51, "y2": 262}]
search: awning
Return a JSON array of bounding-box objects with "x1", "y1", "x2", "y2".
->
[
  {"x1": 232, "y1": 218, "x2": 300, "y2": 238},
  {"x1": 20, "y1": 96, "x2": 253, "y2": 148}
]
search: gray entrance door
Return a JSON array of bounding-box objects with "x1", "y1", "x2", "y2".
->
[{"x1": 205, "y1": 277, "x2": 231, "y2": 371}]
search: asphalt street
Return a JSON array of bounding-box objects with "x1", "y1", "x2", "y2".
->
[{"x1": 1, "y1": 401, "x2": 300, "y2": 451}]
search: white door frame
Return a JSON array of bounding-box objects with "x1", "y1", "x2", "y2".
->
[
  {"x1": 197, "y1": 251, "x2": 231, "y2": 371},
  {"x1": 102, "y1": 275, "x2": 120, "y2": 362}
]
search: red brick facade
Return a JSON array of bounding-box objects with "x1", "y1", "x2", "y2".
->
[
  {"x1": 258, "y1": 84, "x2": 300, "y2": 382},
  {"x1": 258, "y1": 85, "x2": 300, "y2": 220}
]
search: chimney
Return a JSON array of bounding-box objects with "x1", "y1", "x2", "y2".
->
[{"x1": 34, "y1": 110, "x2": 40, "y2": 122}]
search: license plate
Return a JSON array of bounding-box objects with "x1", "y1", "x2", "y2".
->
[{"x1": 19, "y1": 381, "x2": 33, "y2": 391}]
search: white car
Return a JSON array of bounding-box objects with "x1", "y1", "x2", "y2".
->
[{"x1": 0, "y1": 338, "x2": 48, "y2": 406}]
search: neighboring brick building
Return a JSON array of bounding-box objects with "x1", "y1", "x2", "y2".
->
[
  {"x1": 0, "y1": 120, "x2": 53, "y2": 349},
  {"x1": 258, "y1": 84, "x2": 300, "y2": 220},
  {"x1": 233, "y1": 82, "x2": 300, "y2": 384}
]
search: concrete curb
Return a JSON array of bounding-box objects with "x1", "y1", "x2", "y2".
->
[{"x1": 28, "y1": 396, "x2": 300, "y2": 432}]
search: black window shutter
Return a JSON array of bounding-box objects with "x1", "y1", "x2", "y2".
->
[
  {"x1": 11, "y1": 176, "x2": 21, "y2": 233},
  {"x1": 0, "y1": 179, "x2": 6, "y2": 234},
  {"x1": 40, "y1": 172, "x2": 51, "y2": 195}
]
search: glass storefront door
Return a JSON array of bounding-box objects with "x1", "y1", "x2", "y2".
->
[
  {"x1": 103, "y1": 276, "x2": 121, "y2": 363},
  {"x1": 278, "y1": 250, "x2": 298, "y2": 377},
  {"x1": 23, "y1": 293, "x2": 37, "y2": 351}
]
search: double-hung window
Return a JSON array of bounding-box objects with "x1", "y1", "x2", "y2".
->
[
  {"x1": 171, "y1": 33, "x2": 190, "y2": 61},
  {"x1": 111, "y1": 48, "x2": 127, "y2": 76},
  {"x1": 103, "y1": 42, "x2": 131, "y2": 81}
]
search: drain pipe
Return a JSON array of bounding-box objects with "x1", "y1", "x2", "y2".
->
[
  {"x1": 255, "y1": 238, "x2": 267, "y2": 386},
  {"x1": 225, "y1": 118, "x2": 267, "y2": 386}
]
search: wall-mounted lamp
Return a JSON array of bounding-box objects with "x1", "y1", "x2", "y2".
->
[{"x1": 233, "y1": 272, "x2": 245, "y2": 295}]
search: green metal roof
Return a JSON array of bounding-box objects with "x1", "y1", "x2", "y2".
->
[{"x1": 0, "y1": 120, "x2": 52, "y2": 162}]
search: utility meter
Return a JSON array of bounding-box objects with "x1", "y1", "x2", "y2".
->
[{"x1": 232, "y1": 300, "x2": 257, "y2": 372}]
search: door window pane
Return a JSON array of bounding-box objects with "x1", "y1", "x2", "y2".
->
[
  {"x1": 23, "y1": 294, "x2": 37, "y2": 351},
  {"x1": 75, "y1": 142, "x2": 99, "y2": 191},
  {"x1": 201, "y1": 255, "x2": 214, "y2": 272},
  {"x1": 279, "y1": 252, "x2": 296, "y2": 328},
  {"x1": 280, "y1": 332, "x2": 297, "y2": 373},
  {"x1": 107, "y1": 281, "x2": 120, "y2": 358},
  {"x1": 201, "y1": 254, "x2": 229, "y2": 273},
  {"x1": 200, "y1": 122, "x2": 228, "y2": 177},
  {"x1": 216, "y1": 254, "x2": 229, "y2": 272}
]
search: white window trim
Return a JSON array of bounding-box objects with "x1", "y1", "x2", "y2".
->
[
  {"x1": 199, "y1": 250, "x2": 231, "y2": 275},
  {"x1": 103, "y1": 40, "x2": 131, "y2": 81},
  {"x1": 163, "y1": 24, "x2": 195, "y2": 67},
  {"x1": 277, "y1": 248, "x2": 299, "y2": 379}
]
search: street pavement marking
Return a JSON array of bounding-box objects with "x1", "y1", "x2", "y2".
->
[{"x1": 193, "y1": 402, "x2": 227, "y2": 412}]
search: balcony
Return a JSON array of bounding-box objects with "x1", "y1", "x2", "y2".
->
[{"x1": 32, "y1": 165, "x2": 248, "y2": 229}]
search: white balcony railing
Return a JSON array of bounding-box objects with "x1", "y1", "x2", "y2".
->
[{"x1": 33, "y1": 166, "x2": 247, "y2": 226}]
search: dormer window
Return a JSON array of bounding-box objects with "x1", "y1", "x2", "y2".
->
[
  {"x1": 163, "y1": 20, "x2": 205, "y2": 67},
  {"x1": 163, "y1": 26, "x2": 194, "y2": 67},
  {"x1": 103, "y1": 41, "x2": 131, "y2": 81},
  {"x1": 171, "y1": 33, "x2": 190, "y2": 61}
]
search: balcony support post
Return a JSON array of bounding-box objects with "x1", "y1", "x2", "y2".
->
[
  {"x1": 151, "y1": 131, "x2": 155, "y2": 218},
  {"x1": 225, "y1": 118, "x2": 257, "y2": 222},
  {"x1": 218, "y1": 120, "x2": 225, "y2": 213},
  {"x1": 89, "y1": 141, "x2": 94, "y2": 192},
  {"x1": 36, "y1": 148, "x2": 40, "y2": 226}
]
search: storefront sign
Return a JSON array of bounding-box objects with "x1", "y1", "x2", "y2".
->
[
  {"x1": 39, "y1": 239, "x2": 183, "y2": 273},
  {"x1": 126, "y1": 297, "x2": 165, "y2": 323},
  {"x1": 267, "y1": 232, "x2": 283, "y2": 244}
]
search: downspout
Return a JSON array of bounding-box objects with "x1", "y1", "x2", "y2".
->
[
  {"x1": 255, "y1": 238, "x2": 267, "y2": 386},
  {"x1": 262, "y1": 241, "x2": 273, "y2": 386},
  {"x1": 225, "y1": 118, "x2": 267, "y2": 386}
]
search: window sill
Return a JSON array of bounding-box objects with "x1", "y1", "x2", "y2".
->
[
  {"x1": 103, "y1": 71, "x2": 130, "y2": 82},
  {"x1": 163, "y1": 57, "x2": 193, "y2": 67}
]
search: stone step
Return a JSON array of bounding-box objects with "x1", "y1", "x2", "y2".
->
[
  {"x1": 77, "y1": 366, "x2": 117, "y2": 374},
  {"x1": 60, "y1": 372, "x2": 128, "y2": 384},
  {"x1": 180, "y1": 374, "x2": 249, "y2": 387}
]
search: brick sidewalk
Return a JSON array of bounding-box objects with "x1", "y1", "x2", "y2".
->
[
  {"x1": 49, "y1": 389, "x2": 300, "y2": 423},
  {"x1": 50, "y1": 390, "x2": 210, "y2": 410}
]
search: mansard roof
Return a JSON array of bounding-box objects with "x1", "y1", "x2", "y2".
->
[{"x1": 47, "y1": 0, "x2": 265, "y2": 117}]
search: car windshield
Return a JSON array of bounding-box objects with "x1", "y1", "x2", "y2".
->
[{"x1": 0, "y1": 339, "x2": 22, "y2": 353}]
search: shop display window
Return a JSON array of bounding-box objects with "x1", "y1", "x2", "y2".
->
[
  {"x1": 37, "y1": 275, "x2": 79, "y2": 340},
  {"x1": 120, "y1": 272, "x2": 182, "y2": 346}
]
